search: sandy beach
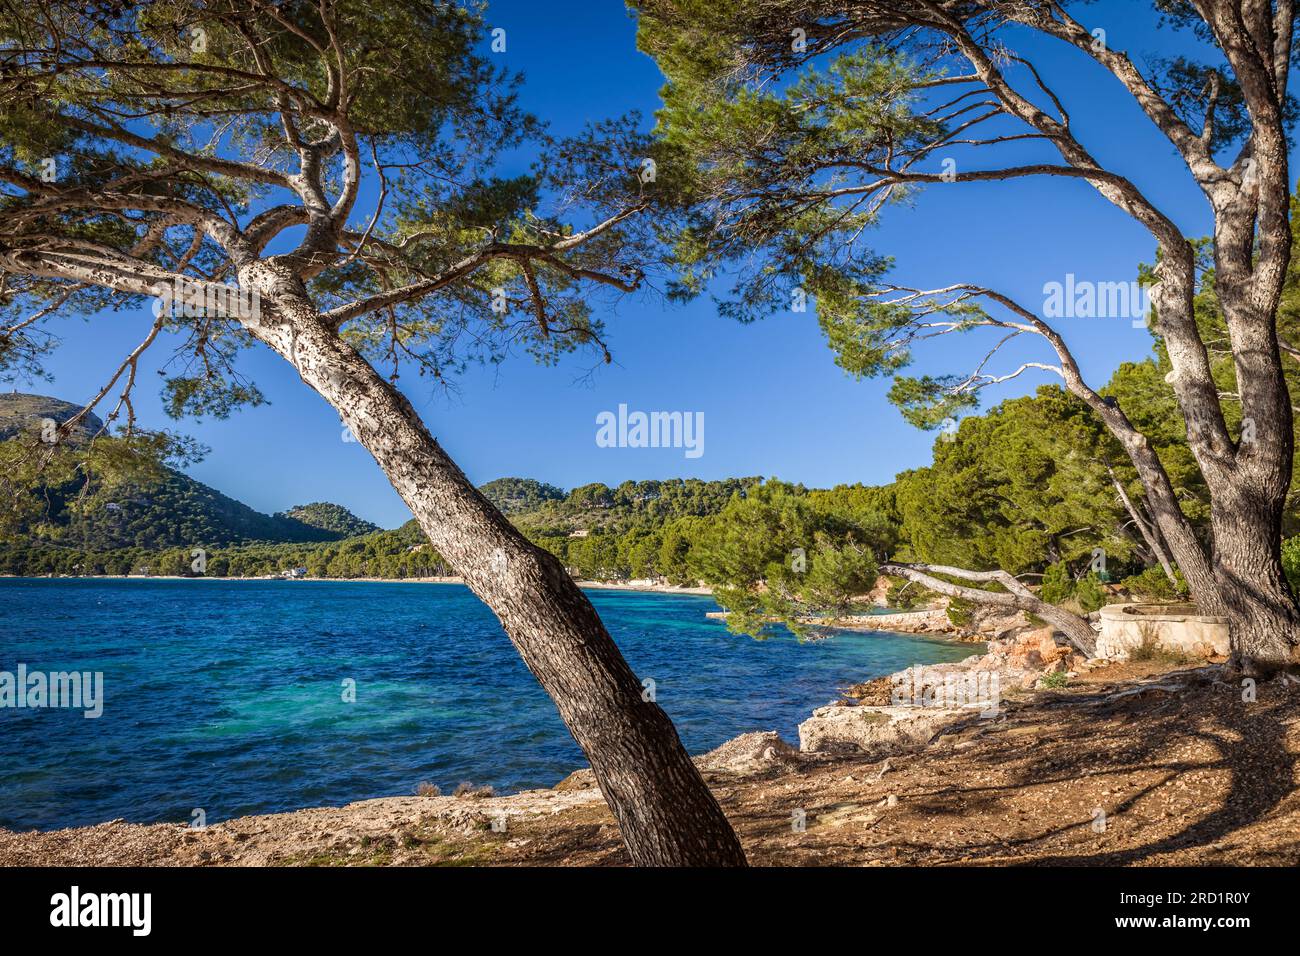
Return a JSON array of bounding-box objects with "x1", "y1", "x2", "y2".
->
[{"x1": 1, "y1": 573, "x2": 713, "y2": 595}]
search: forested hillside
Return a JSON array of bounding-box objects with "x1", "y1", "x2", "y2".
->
[
  {"x1": 0, "y1": 472, "x2": 771, "y2": 579},
  {"x1": 50, "y1": 472, "x2": 371, "y2": 549},
  {"x1": 0, "y1": 393, "x2": 380, "y2": 553},
  {"x1": 277, "y1": 502, "x2": 380, "y2": 539},
  {"x1": 479, "y1": 478, "x2": 566, "y2": 515},
  {"x1": 8, "y1": 380, "x2": 1300, "y2": 624}
]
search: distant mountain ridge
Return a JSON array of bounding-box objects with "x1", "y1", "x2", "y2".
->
[
  {"x1": 0, "y1": 391, "x2": 103, "y2": 442},
  {"x1": 1, "y1": 394, "x2": 765, "y2": 581},
  {"x1": 61, "y1": 473, "x2": 368, "y2": 549},
  {"x1": 0, "y1": 392, "x2": 378, "y2": 549}
]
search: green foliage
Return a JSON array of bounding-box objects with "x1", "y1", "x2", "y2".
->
[
  {"x1": 479, "y1": 478, "x2": 566, "y2": 515},
  {"x1": 683, "y1": 480, "x2": 886, "y2": 638},
  {"x1": 0, "y1": 421, "x2": 205, "y2": 546},
  {"x1": 894, "y1": 387, "x2": 1137, "y2": 576},
  {"x1": 162, "y1": 378, "x2": 266, "y2": 421},
  {"x1": 1102, "y1": 359, "x2": 1212, "y2": 528},
  {"x1": 635, "y1": 4, "x2": 1048, "y2": 431},
  {"x1": 564, "y1": 531, "x2": 626, "y2": 581},
  {"x1": 278, "y1": 502, "x2": 379, "y2": 539},
  {"x1": 1039, "y1": 562, "x2": 1074, "y2": 606},
  {"x1": 3, "y1": 450, "x2": 365, "y2": 551},
  {"x1": 0, "y1": 1, "x2": 667, "y2": 421},
  {"x1": 1074, "y1": 574, "x2": 1107, "y2": 614},
  {"x1": 945, "y1": 597, "x2": 975, "y2": 629},
  {"x1": 1120, "y1": 565, "x2": 1189, "y2": 602},
  {"x1": 641, "y1": 10, "x2": 936, "y2": 327},
  {"x1": 509, "y1": 477, "x2": 764, "y2": 537},
  {"x1": 0, "y1": 519, "x2": 447, "y2": 580},
  {"x1": 657, "y1": 516, "x2": 706, "y2": 586},
  {"x1": 1039, "y1": 562, "x2": 1106, "y2": 613},
  {"x1": 0, "y1": 392, "x2": 374, "y2": 555},
  {"x1": 888, "y1": 376, "x2": 979, "y2": 430},
  {"x1": 886, "y1": 578, "x2": 920, "y2": 610},
  {"x1": 1038, "y1": 670, "x2": 1070, "y2": 689}
]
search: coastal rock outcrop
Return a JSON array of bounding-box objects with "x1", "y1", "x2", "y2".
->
[
  {"x1": 798, "y1": 703, "x2": 973, "y2": 755},
  {"x1": 981, "y1": 626, "x2": 1088, "y2": 676},
  {"x1": 695, "y1": 731, "x2": 802, "y2": 775},
  {"x1": 820, "y1": 603, "x2": 1038, "y2": 642},
  {"x1": 849, "y1": 608, "x2": 951, "y2": 634},
  {"x1": 963, "y1": 605, "x2": 1034, "y2": 641},
  {"x1": 800, "y1": 627, "x2": 1098, "y2": 755}
]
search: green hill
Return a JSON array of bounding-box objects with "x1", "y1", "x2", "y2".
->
[
  {"x1": 57, "y1": 472, "x2": 361, "y2": 550},
  {"x1": 277, "y1": 502, "x2": 380, "y2": 538},
  {"x1": 479, "y1": 477, "x2": 566, "y2": 515},
  {"x1": 0, "y1": 392, "x2": 376, "y2": 550},
  {"x1": 497, "y1": 477, "x2": 765, "y2": 534},
  {"x1": 0, "y1": 393, "x2": 764, "y2": 581}
]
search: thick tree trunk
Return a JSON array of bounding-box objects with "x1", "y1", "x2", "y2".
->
[
  {"x1": 1107, "y1": 364, "x2": 1300, "y2": 671},
  {"x1": 240, "y1": 261, "x2": 746, "y2": 865},
  {"x1": 1158, "y1": 223, "x2": 1300, "y2": 671},
  {"x1": 881, "y1": 562, "x2": 1097, "y2": 657},
  {"x1": 1208, "y1": 474, "x2": 1300, "y2": 673}
]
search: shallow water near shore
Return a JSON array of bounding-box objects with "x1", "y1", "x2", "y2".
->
[{"x1": 0, "y1": 578, "x2": 974, "y2": 831}]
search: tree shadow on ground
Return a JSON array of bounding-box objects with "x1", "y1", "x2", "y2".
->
[{"x1": 946, "y1": 670, "x2": 1296, "y2": 865}]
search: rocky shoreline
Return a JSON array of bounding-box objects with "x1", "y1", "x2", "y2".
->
[
  {"x1": 709, "y1": 599, "x2": 1043, "y2": 644},
  {"x1": 821, "y1": 603, "x2": 1042, "y2": 641},
  {"x1": 798, "y1": 624, "x2": 1099, "y2": 753},
  {"x1": 4, "y1": 644, "x2": 1283, "y2": 867},
  {"x1": 0, "y1": 616, "x2": 1109, "y2": 862}
]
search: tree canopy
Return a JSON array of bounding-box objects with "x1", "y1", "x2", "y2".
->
[{"x1": 0, "y1": 0, "x2": 673, "y2": 428}]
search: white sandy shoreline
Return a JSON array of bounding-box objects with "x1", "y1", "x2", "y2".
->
[{"x1": 0, "y1": 573, "x2": 714, "y2": 596}]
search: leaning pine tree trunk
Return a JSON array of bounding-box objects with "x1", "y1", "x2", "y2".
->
[
  {"x1": 882, "y1": 562, "x2": 1098, "y2": 657},
  {"x1": 241, "y1": 262, "x2": 747, "y2": 866}
]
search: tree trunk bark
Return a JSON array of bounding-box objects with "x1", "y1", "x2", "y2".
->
[
  {"x1": 240, "y1": 260, "x2": 747, "y2": 865},
  {"x1": 1208, "y1": 474, "x2": 1300, "y2": 673},
  {"x1": 1157, "y1": 224, "x2": 1300, "y2": 672},
  {"x1": 881, "y1": 562, "x2": 1097, "y2": 657},
  {"x1": 1148, "y1": 133, "x2": 1300, "y2": 671},
  {"x1": 1119, "y1": 429, "x2": 1224, "y2": 613}
]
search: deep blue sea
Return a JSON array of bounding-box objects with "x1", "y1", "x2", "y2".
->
[{"x1": 0, "y1": 578, "x2": 975, "y2": 831}]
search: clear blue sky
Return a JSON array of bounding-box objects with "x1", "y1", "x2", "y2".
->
[{"x1": 19, "y1": 1, "x2": 1284, "y2": 528}]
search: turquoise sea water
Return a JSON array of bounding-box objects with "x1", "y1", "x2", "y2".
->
[{"x1": 0, "y1": 578, "x2": 974, "y2": 831}]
